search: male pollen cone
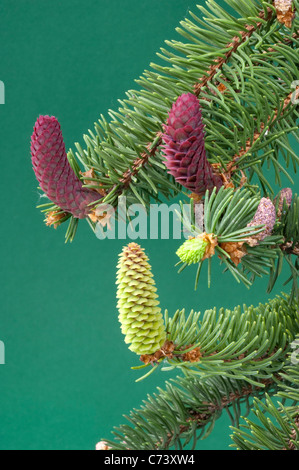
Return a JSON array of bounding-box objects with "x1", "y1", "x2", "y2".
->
[{"x1": 31, "y1": 115, "x2": 100, "y2": 218}]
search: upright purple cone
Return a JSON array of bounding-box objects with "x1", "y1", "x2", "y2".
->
[
  {"x1": 162, "y1": 93, "x2": 223, "y2": 195},
  {"x1": 31, "y1": 116, "x2": 100, "y2": 218}
]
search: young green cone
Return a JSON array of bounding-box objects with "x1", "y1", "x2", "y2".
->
[
  {"x1": 116, "y1": 243, "x2": 166, "y2": 355},
  {"x1": 176, "y1": 236, "x2": 209, "y2": 265}
]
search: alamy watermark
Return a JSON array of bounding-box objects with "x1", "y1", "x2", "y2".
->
[
  {"x1": 291, "y1": 339, "x2": 299, "y2": 365},
  {"x1": 0, "y1": 80, "x2": 5, "y2": 104},
  {"x1": 93, "y1": 196, "x2": 204, "y2": 240},
  {"x1": 291, "y1": 80, "x2": 299, "y2": 105},
  {"x1": 0, "y1": 340, "x2": 5, "y2": 365}
]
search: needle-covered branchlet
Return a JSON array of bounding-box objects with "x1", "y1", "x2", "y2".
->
[{"x1": 221, "y1": 198, "x2": 277, "y2": 263}]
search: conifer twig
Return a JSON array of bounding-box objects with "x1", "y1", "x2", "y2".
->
[
  {"x1": 162, "y1": 377, "x2": 277, "y2": 450},
  {"x1": 102, "y1": 6, "x2": 276, "y2": 199},
  {"x1": 193, "y1": 7, "x2": 273, "y2": 96},
  {"x1": 114, "y1": 132, "x2": 163, "y2": 195},
  {"x1": 224, "y1": 86, "x2": 299, "y2": 182}
]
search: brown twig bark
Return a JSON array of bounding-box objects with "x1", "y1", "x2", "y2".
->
[
  {"x1": 140, "y1": 340, "x2": 201, "y2": 365},
  {"x1": 223, "y1": 86, "x2": 299, "y2": 183},
  {"x1": 118, "y1": 133, "x2": 163, "y2": 190},
  {"x1": 280, "y1": 241, "x2": 299, "y2": 256}
]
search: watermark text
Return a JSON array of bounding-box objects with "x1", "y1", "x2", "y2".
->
[
  {"x1": 0, "y1": 81, "x2": 5, "y2": 104},
  {"x1": 94, "y1": 196, "x2": 204, "y2": 240},
  {"x1": 0, "y1": 340, "x2": 5, "y2": 364},
  {"x1": 291, "y1": 80, "x2": 299, "y2": 104},
  {"x1": 291, "y1": 339, "x2": 299, "y2": 365}
]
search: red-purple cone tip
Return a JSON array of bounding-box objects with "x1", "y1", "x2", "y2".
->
[
  {"x1": 162, "y1": 93, "x2": 222, "y2": 195},
  {"x1": 31, "y1": 115, "x2": 100, "y2": 219}
]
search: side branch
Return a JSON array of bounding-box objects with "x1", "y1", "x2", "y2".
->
[
  {"x1": 103, "y1": 7, "x2": 294, "y2": 200},
  {"x1": 163, "y1": 377, "x2": 277, "y2": 450},
  {"x1": 224, "y1": 86, "x2": 299, "y2": 182},
  {"x1": 111, "y1": 7, "x2": 275, "y2": 195},
  {"x1": 118, "y1": 132, "x2": 163, "y2": 190},
  {"x1": 193, "y1": 8, "x2": 273, "y2": 96}
]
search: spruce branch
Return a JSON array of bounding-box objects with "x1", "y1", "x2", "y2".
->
[
  {"x1": 176, "y1": 187, "x2": 283, "y2": 290},
  {"x1": 98, "y1": 293, "x2": 299, "y2": 450},
  {"x1": 175, "y1": 186, "x2": 299, "y2": 297},
  {"x1": 161, "y1": 92, "x2": 223, "y2": 195},
  {"x1": 231, "y1": 337, "x2": 299, "y2": 450},
  {"x1": 116, "y1": 241, "x2": 299, "y2": 381},
  {"x1": 31, "y1": 0, "x2": 299, "y2": 240},
  {"x1": 31, "y1": 116, "x2": 101, "y2": 218},
  {"x1": 274, "y1": 0, "x2": 296, "y2": 27},
  {"x1": 270, "y1": 191, "x2": 299, "y2": 301},
  {"x1": 224, "y1": 86, "x2": 299, "y2": 183},
  {"x1": 193, "y1": 5, "x2": 274, "y2": 96},
  {"x1": 28, "y1": 0, "x2": 299, "y2": 453},
  {"x1": 109, "y1": 132, "x2": 164, "y2": 199},
  {"x1": 100, "y1": 375, "x2": 279, "y2": 451}
]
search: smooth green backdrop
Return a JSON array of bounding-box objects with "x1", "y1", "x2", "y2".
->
[{"x1": 0, "y1": 0, "x2": 298, "y2": 450}]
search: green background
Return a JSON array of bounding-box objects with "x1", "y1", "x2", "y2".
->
[{"x1": 0, "y1": 0, "x2": 298, "y2": 450}]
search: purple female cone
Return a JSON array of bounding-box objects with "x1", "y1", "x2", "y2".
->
[
  {"x1": 162, "y1": 93, "x2": 222, "y2": 195},
  {"x1": 31, "y1": 115, "x2": 100, "y2": 218}
]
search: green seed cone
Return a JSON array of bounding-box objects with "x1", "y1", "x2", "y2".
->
[
  {"x1": 176, "y1": 237, "x2": 208, "y2": 265},
  {"x1": 116, "y1": 243, "x2": 166, "y2": 355}
]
